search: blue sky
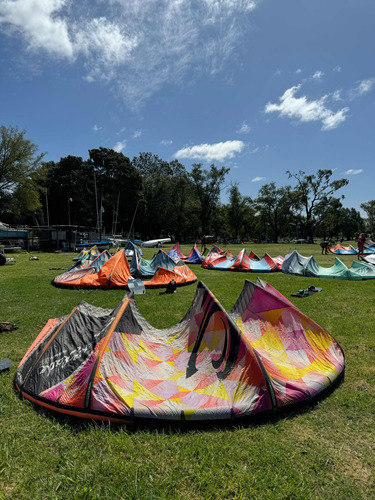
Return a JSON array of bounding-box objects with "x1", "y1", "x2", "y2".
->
[{"x1": 0, "y1": 0, "x2": 374, "y2": 212}]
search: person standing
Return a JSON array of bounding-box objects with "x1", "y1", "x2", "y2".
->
[
  {"x1": 358, "y1": 233, "x2": 366, "y2": 259},
  {"x1": 200, "y1": 235, "x2": 207, "y2": 254}
]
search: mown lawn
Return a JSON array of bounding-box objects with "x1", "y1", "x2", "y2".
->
[{"x1": 0, "y1": 243, "x2": 374, "y2": 499}]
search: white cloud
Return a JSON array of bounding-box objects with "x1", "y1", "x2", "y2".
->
[
  {"x1": 0, "y1": 0, "x2": 261, "y2": 107},
  {"x1": 252, "y1": 176, "x2": 266, "y2": 182},
  {"x1": 133, "y1": 130, "x2": 142, "y2": 138},
  {"x1": 0, "y1": 0, "x2": 74, "y2": 58},
  {"x1": 113, "y1": 140, "x2": 126, "y2": 152},
  {"x1": 350, "y1": 78, "x2": 375, "y2": 99},
  {"x1": 265, "y1": 84, "x2": 349, "y2": 131},
  {"x1": 236, "y1": 121, "x2": 251, "y2": 134},
  {"x1": 333, "y1": 65, "x2": 341, "y2": 73},
  {"x1": 75, "y1": 17, "x2": 138, "y2": 82},
  {"x1": 249, "y1": 146, "x2": 259, "y2": 154},
  {"x1": 93, "y1": 124, "x2": 102, "y2": 132},
  {"x1": 320, "y1": 108, "x2": 348, "y2": 131},
  {"x1": 175, "y1": 140, "x2": 245, "y2": 162},
  {"x1": 344, "y1": 169, "x2": 363, "y2": 175},
  {"x1": 160, "y1": 139, "x2": 173, "y2": 146},
  {"x1": 296, "y1": 68, "x2": 302, "y2": 74},
  {"x1": 312, "y1": 70, "x2": 324, "y2": 80},
  {"x1": 332, "y1": 90, "x2": 342, "y2": 101}
]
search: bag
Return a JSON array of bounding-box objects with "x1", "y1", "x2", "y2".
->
[
  {"x1": 159, "y1": 280, "x2": 177, "y2": 295},
  {"x1": 165, "y1": 280, "x2": 177, "y2": 294}
]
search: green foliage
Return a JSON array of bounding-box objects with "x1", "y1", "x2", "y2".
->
[
  {"x1": 227, "y1": 184, "x2": 254, "y2": 241},
  {"x1": 0, "y1": 125, "x2": 365, "y2": 245},
  {"x1": 360, "y1": 200, "x2": 375, "y2": 235},
  {"x1": 287, "y1": 169, "x2": 349, "y2": 241},
  {"x1": 255, "y1": 182, "x2": 295, "y2": 243},
  {"x1": 316, "y1": 202, "x2": 364, "y2": 241},
  {"x1": 89, "y1": 148, "x2": 142, "y2": 234},
  {"x1": 190, "y1": 163, "x2": 230, "y2": 235},
  {"x1": 133, "y1": 153, "x2": 189, "y2": 239},
  {"x1": 0, "y1": 125, "x2": 45, "y2": 220},
  {"x1": 8, "y1": 178, "x2": 42, "y2": 224},
  {"x1": 45, "y1": 156, "x2": 95, "y2": 227},
  {"x1": 0, "y1": 125, "x2": 45, "y2": 193}
]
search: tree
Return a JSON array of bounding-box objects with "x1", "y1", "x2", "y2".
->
[
  {"x1": 7, "y1": 178, "x2": 41, "y2": 224},
  {"x1": 315, "y1": 197, "x2": 344, "y2": 240},
  {"x1": 189, "y1": 163, "x2": 229, "y2": 235},
  {"x1": 339, "y1": 207, "x2": 364, "y2": 240},
  {"x1": 360, "y1": 200, "x2": 375, "y2": 236},
  {"x1": 45, "y1": 156, "x2": 95, "y2": 226},
  {"x1": 0, "y1": 125, "x2": 45, "y2": 218},
  {"x1": 227, "y1": 184, "x2": 253, "y2": 242},
  {"x1": 168, "y1": 159, "x2": 194, "y2": 241},
  {"x1": 255, "y1": 182, "x2": 295, "y2": 243},
  {"x1": 89, "y1": 148, "x2": 142, "y2": 234},
  {"x1": 287, "y1": 169, "x2": 349, "y2": 242},
  {"x1": 133, "y1": 153, "x2": 174, "y2": 239}
]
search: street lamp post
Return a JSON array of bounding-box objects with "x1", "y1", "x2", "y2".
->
[{"x1": 68, "y1": 198, "x2": 73, "y2": 226}]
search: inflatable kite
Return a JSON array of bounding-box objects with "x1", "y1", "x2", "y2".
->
[
  {"x1": 73, "y1": 245, "x2": 101, "y2": 262},
  {"x1": 52, "y1": 249, "x2": 197, "y2": 289},
  {"x1": 283, "y1": 250, "x2": 375, "y2": 280},
  {"x1": 329, "y1": 244, "x2": 358, "y2": 255},
  {"x1": 202, "y1": 248, "x2": 283, "y2": 272},
  {"x1": 16, "y1": 279, "x2": 344, "y2": 424},
  {"x1": 167, "y1": 243, "x2": 204, "y2": 264}
]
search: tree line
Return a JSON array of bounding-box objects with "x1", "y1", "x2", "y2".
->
[{"x1": 0, "y1": 125, "x2": 372, "y2": 243}]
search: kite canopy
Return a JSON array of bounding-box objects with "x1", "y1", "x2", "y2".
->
[
  {"x1": 329, "y1": 244, "x2": 358, "y2": 255},
  {"x1": 201, "y1": 247, "x2": 233, "y2": 269},
  {"x1": 167, "y1": 243, "x2": 187, "y2": 261},
  {"x1": 52, "y1": 249, "x2": 197, "y2": 289},
  {"x1": 202, "y1": 248, "x2": 283, "y2": 272},
  {"x1": 167, "y1": 243, "x2": 204, "y2": 264},
  {"x1": 282, "y1": 250, "x2": 375, "y2": 280},
  {"x1": 73, "y1": 245, "x2": 100, "y2": 262},
  {"x1": 329, "y1": 240, "x2": 375, "y2": 255},
  {"x1": 363, "y1": 240, "x2": 375, "y2": 254},
  {"x1": 185, "y1": 244, "x2": 204, "y2": 264},
  {"x1": 124, "y1": 241, "x2": 143, "y2": 258},
  {"x1": 15, "y1": 280, "x2": 344, "y2": 424},
  {"x1": 66, "y1": 250, "x2": 111, "y2": 274},
  {"x1": 360, "y1": 254, "x2": 375, "y2": 265}
]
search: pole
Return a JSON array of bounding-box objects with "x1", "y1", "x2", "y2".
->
[
  {"x1": 68, "y1": 198, "x2": 72, "y2": 226},
  {"x1": 99, "y1": 194, "x2": 103, "y2": 241},
  {"x1": 128, "y1": 200, "x2": 140, "y2": 240},
  {"x1": 94, "y1": 173, "x2": 100, "y2": 236},
  {"x1": 45, "y1": 190, "x2": 50, "y2": 227},
  {"x1": 114, "y1": 192, "x2": 120, "y2": 235}
]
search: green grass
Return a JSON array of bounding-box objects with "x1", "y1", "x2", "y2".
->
[{"x1": 1, "y1": 243, "x2": 374, "y2": 499}]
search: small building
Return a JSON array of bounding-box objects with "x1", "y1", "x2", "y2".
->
[{"x1": 30, "y1": 226, "x2": 100, "y2": 251}]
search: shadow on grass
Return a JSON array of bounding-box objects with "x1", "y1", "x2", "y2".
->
[{"x1": 16, "y1": 372, "x2": 345, "y2": 436}]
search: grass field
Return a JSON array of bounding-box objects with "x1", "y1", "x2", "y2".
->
[{"x1": 1, "y1": 243, "x2": 374, "y2": 499}]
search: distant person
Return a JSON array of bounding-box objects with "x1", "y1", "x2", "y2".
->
[
  {"x1": 200, "y1": 235, "x2": 207, "y2": 254},
  {"x1": 358, "y1": 233, "x2": 366, "y2": 259},
  {"x1": 320, "y1": 240, "x2": 330, "y2": 255}
]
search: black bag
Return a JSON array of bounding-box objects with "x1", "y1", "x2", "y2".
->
[
  {"x1": 160, "y1": 280, "x2": 177, "y2": 295},
  {"x1": 165, "y1": 280, "x2": 177, "y2": 294}
]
